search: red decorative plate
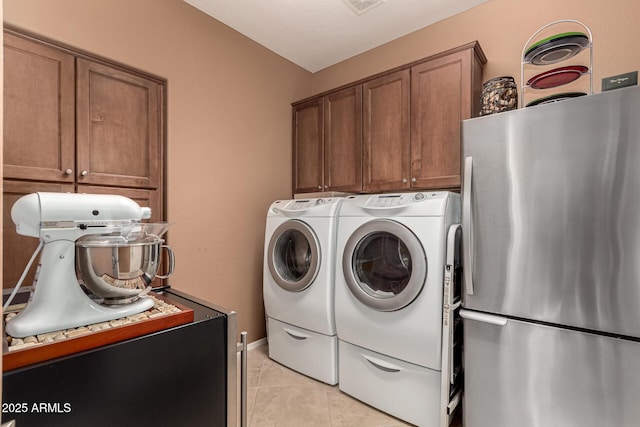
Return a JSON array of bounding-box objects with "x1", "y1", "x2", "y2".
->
[{"x1": 527, "y1": 65, "x2": 589, "y2": 89}]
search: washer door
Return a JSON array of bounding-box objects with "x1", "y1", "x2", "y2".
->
[
  {"x1": 343, "y1": 219, "x2": 427, "y2": 311},
  {"x1": 268, "y1": 220, "x2": 320, "y2": 292}
]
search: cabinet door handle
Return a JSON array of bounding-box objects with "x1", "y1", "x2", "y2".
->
[
  {"x1": 81, "y1": 170, "x2": 89, "y2": 176},
  {"x1": 411, "y1": 177, "x2": 417, "y2": 183},
  {"x1": 402, "y1": 178, "x2": 407, "y2": 183},
  {"x1": 317, "y1": 185, "x2": 322, "y2": 190},
  {"x1": 64, "y1": 169, "x2": 73, "y2": 175}
]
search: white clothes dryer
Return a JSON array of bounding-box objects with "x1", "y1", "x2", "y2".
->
[
  {"x1": 263, "y1": 197, "x2": 342, "y2": 385},
  {"x1": 334, "y1": 192, "x2": 460, "y2": 426}
]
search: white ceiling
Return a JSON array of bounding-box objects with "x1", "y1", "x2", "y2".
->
[{"x1": 183, "y1": 0, "x2": 488, "y2": 73}]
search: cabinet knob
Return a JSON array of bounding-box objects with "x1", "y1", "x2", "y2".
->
[
  {"x1": 411, "y1": 177, "x2": 417, "y2": 183},
  {"x1": 402, "y1": 178, "x2": 407, "y2": 183},
  {"x1": 317, "y1": 185, "x2": 322, "y2": 190},
  {"x1": 324, "y1": 185, "x2": 329, "y2": 189},
  {"x1": 81, "y1": 170, "x2": 89, "y2": 176},
  {"x1": 64, "y1": 169, "x2": 73, "y2": 175}
]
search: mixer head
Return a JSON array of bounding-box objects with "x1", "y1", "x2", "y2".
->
[{"x1": 11, "y1": 192, "x2": 152, "y2": 240}]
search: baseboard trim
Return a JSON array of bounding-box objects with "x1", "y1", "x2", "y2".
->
[{"x1": 247, "y1": 337, "x2": 267, "y2": 350}]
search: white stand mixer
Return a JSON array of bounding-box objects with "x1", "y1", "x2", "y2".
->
[{"x1": 6, "y1": 192, "x2": 160, "y2": 338}]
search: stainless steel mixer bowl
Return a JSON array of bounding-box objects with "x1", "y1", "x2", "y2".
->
[{"x1": 75, "y1": 232, "x2": 175, "y2": 305}]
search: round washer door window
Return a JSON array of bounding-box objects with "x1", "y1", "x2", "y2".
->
[
  {"x1": 343, "y1": 219, "x2": 427, "y2": 311},
  {"x1": 268, "y1": 220, "x2": 320, "y2": 292}
]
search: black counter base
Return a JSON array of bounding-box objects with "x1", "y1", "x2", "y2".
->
[{"x1": 2, "y1": 289, "x2": 231, "y2": 427}]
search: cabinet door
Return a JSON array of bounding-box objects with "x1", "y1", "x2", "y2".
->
[
  {"x1": 292, "y1": 98, "x2": 324, "y2": 193},
  {"x1": 324, "y1": 86, "x2": 362, "y2": 193},
  {"x1": 3, "y1": 33, "x2": 75, "y2": 182},
  {"x1": 76, "y1": 58, "x2": 162, "y2": 189},
  {"x1": 363, "y1": 70, "x2": 410, "y2": 193},
  {"x1": 410, "y1": 49, "x2": 474, "y2": 189},
  {"x1": 3, "y1": 181, "x2": 75, "y2": 290}
]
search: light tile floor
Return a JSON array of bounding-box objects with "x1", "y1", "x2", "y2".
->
[{"x1": 243, "y1": 343, "x2": 462, "y2": 427}]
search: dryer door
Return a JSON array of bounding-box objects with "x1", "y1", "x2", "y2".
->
[
  {"x1": 343, "y1": 219, "x2": 427, "y2": 311},
  {"x1": 267, "y1": 220, "x2": 320, "y2": 292}
]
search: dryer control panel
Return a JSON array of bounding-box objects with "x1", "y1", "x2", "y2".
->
[{"x1": 364, "y1": 192, "x2": 444, "y2": 208}]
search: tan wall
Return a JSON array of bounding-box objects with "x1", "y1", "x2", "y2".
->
[
  {"x1": 312, "y1": 0, "x2": 640, "y2": 101},
  {"x1": 3, "y1": 0, "x2": 312, "y2": 342}
]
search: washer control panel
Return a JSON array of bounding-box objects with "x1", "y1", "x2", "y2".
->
[
  {"x1": 270, "y1": 197, "x2": 340, "y2": 215},
  {"x1": 284, "y1": 198, "x2": 331, "y2": 210}
]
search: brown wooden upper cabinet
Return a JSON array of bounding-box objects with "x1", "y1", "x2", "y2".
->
[
  {"x1": 410, "y1": 47, "x2": 483, "y2": 189},
  {"x1": 3, "y1": 31, "x2": 163, "y2": 190},
  {"x1": 3, "y1": 32, "x2": 76, "y2": 183},
  {"x1": 292, "y1": 41, "x2": 486, "y2": 195},
  {"x1": 363, "y1": 70, "x2": 410, "y2": 193},
  {"x1": 324, "y1": 86, "x2": 362, "y2": 193},
  {"x1": 292, "y1": 86, "x2": 362, "y2": 194},
  {"x1": 292, "y1": 97, "x2": 324, "y2": 193},
  {"x1": 76, "y1": 59, "x2": 161, "y2": 189}
]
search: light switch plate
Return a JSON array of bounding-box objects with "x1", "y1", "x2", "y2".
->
[{"x1": 602, "y1": 71, "x2": 638, "y2": 91}]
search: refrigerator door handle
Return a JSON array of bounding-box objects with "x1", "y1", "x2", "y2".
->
[
  {"x1": 459, "y1": 309, "x2": 508, "y2": 326},
  {"x1": 462, "y1": 156, "x2": 475, "y2": 295}
]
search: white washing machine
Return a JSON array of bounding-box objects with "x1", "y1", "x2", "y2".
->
[
  {"x1": 334, "y1": 192, "x2": 460, "y2": 426},
  {"x1": 263, "y1": 197, "x2": 342, "y2": 385}
]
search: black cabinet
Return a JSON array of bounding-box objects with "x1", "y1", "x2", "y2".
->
[{"x1": 2, "y1": 288, "x2": 237, "y2": 427}]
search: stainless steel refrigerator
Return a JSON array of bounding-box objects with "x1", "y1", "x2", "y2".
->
[{"x1": 460, "y1": 85, "x2": 640, "y2": 427}]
